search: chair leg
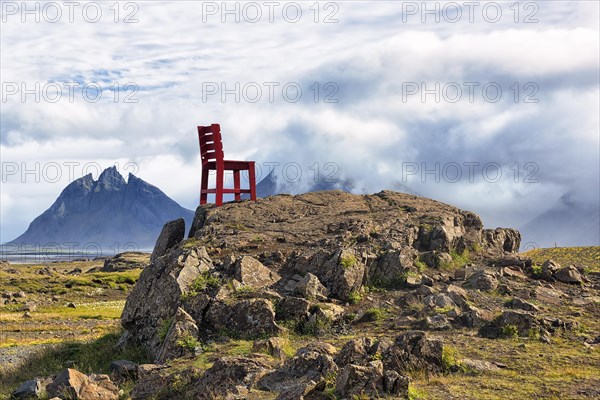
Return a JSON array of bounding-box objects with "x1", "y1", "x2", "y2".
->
[
  {"x1": 248, "y1": 162, "x2": 257, "y2": 201},
  {"x1": 216, "y1": 167, "x2": 224, "y2": 207},
  {"x1": 233, "y1": 170, "x2": 241, "y2": 202},
  {"x1": 200, "y1": 167, "x2": 209, "y2": 205}
]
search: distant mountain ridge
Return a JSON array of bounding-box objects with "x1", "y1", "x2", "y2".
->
[
  {"x1": 10, "y1": 167, "x2": 194, "y2": 250},
  {"x1": 520, "y1": 192, "x2": 600, "y2": 248}
]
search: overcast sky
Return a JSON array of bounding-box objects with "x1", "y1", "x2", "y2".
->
[{"x1": 1, "y1": 1, "x2": 599, "y2": 244}]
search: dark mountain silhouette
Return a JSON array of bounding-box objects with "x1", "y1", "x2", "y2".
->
[
  {"x1": 10, "y1": 167, "x2": 194, "y2": 250},
  {"x1": 520, "y1": 192, "x2": 600, "y2": 248}
]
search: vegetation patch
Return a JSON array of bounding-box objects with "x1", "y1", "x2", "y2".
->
[{"x1": 340, "y1": 254, "x2": 357, "y2": 270}]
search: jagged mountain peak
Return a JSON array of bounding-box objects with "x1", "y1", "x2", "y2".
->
[{"x1": 10, "y1": 168, "x2": 194, "y2": 249}]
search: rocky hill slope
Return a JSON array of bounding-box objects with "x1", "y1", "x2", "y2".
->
[
  {"x1": 9, "y1": 167, "x2": 194, "y2": 250},
  {"x1": 9, "y1": 191, "x2": 598, "y2": 400}
]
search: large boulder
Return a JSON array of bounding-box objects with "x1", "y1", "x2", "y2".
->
[
  {"x1": 335, "y1": 362, "x2": 385, "y2": 398},
  {"x1": 276, "y1": 296, "x2": 312, "y2": 322},
  {"x1": 555, "y1": 266, "x2": 583, "y2": 284},
  {"x1": 295, "y1": 273, "x2": 329, "y2": 301},
  {"x1": 150, "y1": 218, "x2": 186, "y2": 263},
  {"x1": 204, "y1": 298, "x2": 282, "y2": 338},
  {"x1": 369, "y1": 248, "x2": 416, "y2": 288},
  {"x1": 467, "y1": 270, "x2": 499, "y2": 291},
  {"x1": 383, "y1": 331, "x2": 444, "y2": 373},
  {"x1": 121, "y1": 247, "x2": 212, "y2": 358}
]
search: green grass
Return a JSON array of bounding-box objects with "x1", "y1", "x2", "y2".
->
[
  {"x1": 440, "y1": 249, "x2": 471, "y2": 271},
  {"x1": 177, "y1": 333, "x2": 200, "y2": 351},
  {"x1": 347, "y1": 290, "x2": 362, "y2": 304},
  {"x1": 340, "y1": 254, "x2": 357, "y2": 270},
  {"x1": 363, "y1": 307, "x2": 387, "y2": 321},
  {"x1": 522, "y1": 246, "x2": 599, "y2": 272},
  {"x1": 0, "y1": 330, "x2": 149, "y2": 398},
  {"x1": 181, "y1": 272, "x2": 221, "y2": 299}
]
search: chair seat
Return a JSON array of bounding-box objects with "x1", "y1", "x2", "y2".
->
[
  {"x1": 201, "y1": 188, "x2": 253, "y2": 194},
  {"x1": 204, "y1": 160, "x2": 254, "y2": 171}
]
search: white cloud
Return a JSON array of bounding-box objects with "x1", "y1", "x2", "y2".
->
[{"x1": 1, "y1": 1, "x2": 598, "y2": 243}]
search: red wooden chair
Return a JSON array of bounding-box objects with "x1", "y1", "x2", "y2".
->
[{"x1": 198, "y1": 123, "x2": 256, "y2": 206}]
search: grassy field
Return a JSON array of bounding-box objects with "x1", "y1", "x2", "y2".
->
[
  {"x1": 0, "y1": 253, "x2": 148, "y2": 397},
  {"x1": 522, "y1": 246, "x2": 600, "y2": 272}
]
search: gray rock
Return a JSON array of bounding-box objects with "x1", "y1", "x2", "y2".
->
[
  {"x1": 253, "y1": 337, "x2": 289, "y2": 360},
  {"x1": 482, "y1": 228, "x2": 521, "y2": 253},
  {"x1": 47, "y1": 368, "x2": 119, "y2": 400},
  {"x1": 334, "y1": 338, "x2": 374, "y2": 368},
  {"x1": 555, "y1": 266, "x2": 583, "y2": 284},
  {"x1": 383, "y1": 370, "x2": 410, "y2": 397},
  {"x1": 204, "y1": 298, "x2": 282, "y2": 338},
  {"x1": 121, "y1": 247, "x2": 213, "y2": 358},
  {"x1": 423, "y1": 293, "x2": 457, "y2": 310},
  {"x1": 457, "y1": 306, "x2": 494, "y2": 328},
  {"x1": 155, "y1": 308, "x2": 199, "y2": 363},
  {"x1": 423, "y1": 314, "x2": 452, "y2": 330},
  {"x1": 192, "y1": 356, "x2": 272, "y2": 399},
  {"x1": 480, "y1": 310, "x2": 540, "y2": 338},
  {"x1": 276, "y1": 297, "x2": 312, "y2": 321},
  {"x1": 258, "y1": 345, "x2": 338, "y2": 392},
  {"x1": 383, "y1": 331, "x2": 444, "y2": 373},
  {"x1": 506, "y1": 298, "x2": 540, "y2": 313},
  {"x1": 110, "y1": 360, "x2": 138, "y2": 381},
  {"x1": 467, "y1": 270, "x2": 498, "y2": 291},
  {"x1": 421, "y1": 251, "x2": 453, "y2": 269},
  {"x1": 234, "y1": 256, "x2": 280, "y2": 289},
  {"x1": 12, "y1": 379, "x2": 41, "y2": 399},
  {"x1": 150, "y1": 218, "x2": 185, "y2": 263},
  {"x1": 369, "y1": 249, "x2": 416, "y2": 288},
  {"x1": 294, "y1": 248, "x2": 365, "y2": 302},
  {"x1": 539, "y1": 259, "x2": 561, "y2": 280},
  {"x1": 295, "y1": 273, "x2": 329, "y2": 301},
  {"x1": 335, "y1": 361, "x2": 385, "y2": 398}
]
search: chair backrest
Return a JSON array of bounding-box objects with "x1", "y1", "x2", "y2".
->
[{"x1": 198, "y1": 124, "x2": 224, "y2": 165}]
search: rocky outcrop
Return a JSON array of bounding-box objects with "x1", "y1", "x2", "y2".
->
[
  {"x1": 155, "y1": 308, "x2": 199, "y2": 363},
  {"x1": 120, "y1": 247, "x2": 212, "y2": 358},
  {"x1": 382, "y1": 331, "x2": 444, "y2": 373},
  {"x1": 204, "y1": 298, "x2": 282, "y2": 338},
  {"x1": 151, "y1": 218, "x2": 186, "y2": 262},
  {"x1": 258, "y1": 344, "x2": 338, "y2": 392}
]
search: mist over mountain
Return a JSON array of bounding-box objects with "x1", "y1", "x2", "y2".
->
[
  {"x1": 520, "y1": 192, "x2": 600, "y2": 248},
  {"x1": 9, "y1": 167, "x2": 194, "y2": 250}
]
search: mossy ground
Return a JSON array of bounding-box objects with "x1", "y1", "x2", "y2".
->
[{"x1": 0, "y1": 256, "x2": 146, "y2": 398}]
